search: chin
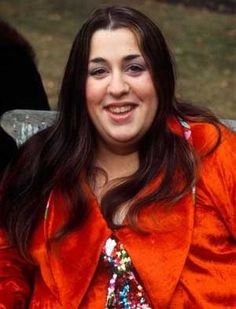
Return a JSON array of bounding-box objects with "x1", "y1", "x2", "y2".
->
[
  {"x1": 111, "y1": 134, "x2": 138, "y2": 143},
  {"x1": 108, "y1": 135, "x2": 140, "y2": 151}
]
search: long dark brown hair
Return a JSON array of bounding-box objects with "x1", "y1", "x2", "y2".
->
[{"x1": 0, "y1": 6, "x2": 221, "y2": 260}]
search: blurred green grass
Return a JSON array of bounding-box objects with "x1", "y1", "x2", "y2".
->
[{"x1": 0, "y1": 0, "x2": 235, "y2": 118}]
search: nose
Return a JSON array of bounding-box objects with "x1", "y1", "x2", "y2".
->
[{"x1": 107, "y1": 72, "x2": 129, "y2": 97}]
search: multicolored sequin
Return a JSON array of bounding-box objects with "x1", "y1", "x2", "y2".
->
[{"x1": 101, "y1": 237, "x2": 152, "y2": 309}]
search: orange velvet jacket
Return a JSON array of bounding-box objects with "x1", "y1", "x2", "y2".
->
[{"x1": 0, "y1": 121, "x2": 235, "y2": 308}]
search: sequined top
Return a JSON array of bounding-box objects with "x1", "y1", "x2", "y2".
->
[{"x1": 101, "y1": 237, "x2": 152, "y2": 309}]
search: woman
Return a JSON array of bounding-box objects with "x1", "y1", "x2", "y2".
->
[{"x1": 0, "y1": 6, "x2": 235, "y2": 308}]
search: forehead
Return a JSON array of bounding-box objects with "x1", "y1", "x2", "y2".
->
[{"x1": 88, "y1": 28, "x2": 142, "y2": 60}]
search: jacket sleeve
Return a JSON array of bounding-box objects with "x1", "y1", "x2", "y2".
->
[{"x1": 0, "y1": 229, "x2": 33, "y2": 309}]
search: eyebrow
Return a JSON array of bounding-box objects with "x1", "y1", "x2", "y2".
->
[{"x1": 89, "y1": 54, "x2": 142, "y2": 64}]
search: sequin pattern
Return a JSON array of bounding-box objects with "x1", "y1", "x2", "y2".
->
[{"x1": 101, "y1": 237, "x2": 152, "y2": 309}]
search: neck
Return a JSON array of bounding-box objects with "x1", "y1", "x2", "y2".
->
[
  {"x1": 90, "y1": 139, "x2": 139, "y2": 202},
  {"x1": 94, "y1": 143, "x2": 139, "y2": 181}
]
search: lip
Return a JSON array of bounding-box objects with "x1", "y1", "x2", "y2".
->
[{"x1": 104, "y1": 102, "x2": 138, "y2": 123}]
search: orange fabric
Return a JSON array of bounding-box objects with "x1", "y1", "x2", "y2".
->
[{"x1": 0, "y1": 121, "x2": 236, "y2": 308}]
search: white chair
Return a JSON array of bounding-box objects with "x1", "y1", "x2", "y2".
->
[{"x1": 0, "y1": 109, "x2": 57, "y2": 146}]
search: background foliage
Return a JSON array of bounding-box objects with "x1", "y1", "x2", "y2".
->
[{"x1": 0, "y1": 0, "x2": 235, "y2": 118}]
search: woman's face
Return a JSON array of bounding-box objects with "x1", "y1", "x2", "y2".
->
[{"x1": 86, "y1": 28, "x2": 158, "y2": 153}]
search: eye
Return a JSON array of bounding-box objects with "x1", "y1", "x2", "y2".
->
[
  {"x1": 126, "y1": 64, "x2": 145, "y2": 75},
  {"x1": 88, "y1": 67, "x2": 108, "y2": 78}
]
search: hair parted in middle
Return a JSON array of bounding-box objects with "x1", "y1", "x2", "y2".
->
[{"x1": 58, "y1": 6, "x2": 176, "y2": 149}]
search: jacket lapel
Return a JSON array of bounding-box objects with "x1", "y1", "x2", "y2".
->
[
  {"x1": 42, "y1": 190, "x2": 111, "y2": 308},
  {"x1": 115, "y1": 191, "x2": 195, "y2": 308}
]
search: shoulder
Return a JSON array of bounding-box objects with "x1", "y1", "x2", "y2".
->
[
  {"x1": 190, "y1": 121, "x2": 236, "y2": 156},
  {"x1": 192, "y1": 122, "x2": 236, "y2": 237},
  {"x1": 168, "y1": 116, "x2": 235, "y2": 156},
  {"x1": 191, "y1": 122, "x2": 236, "y2": 191}
]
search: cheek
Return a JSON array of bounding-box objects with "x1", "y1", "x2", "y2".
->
[
  {"x1": 85, "y1": 80, "x2": 96, "y2": 105},
  {"x1": 140, "y1": 87, "x2": 158, "y2": 110},
  {"x1": 142, "y1": 84, "x2": 158, "y2": 120},
  {"x1": 86, "y1": 79, "x2": 106, "y2": 105},
  {"x1": 134, "y1": 75, "x2": 158, "y2": 102},
  {"x1": 145, "y1": 79, "x2": 158, "y2": 107}
]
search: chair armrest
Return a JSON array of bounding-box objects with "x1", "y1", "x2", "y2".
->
[{"x1": 0, "y1": 109, "x2": 58, "y2": 146}]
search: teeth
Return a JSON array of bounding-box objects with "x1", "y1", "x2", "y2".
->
[{"x1": 108, "y1": 105, "x2": 133, "y2": 114}]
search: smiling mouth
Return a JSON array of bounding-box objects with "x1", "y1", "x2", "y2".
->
[{"x1": 105, "y1": 104, "x2": 136, "y2": 114}]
